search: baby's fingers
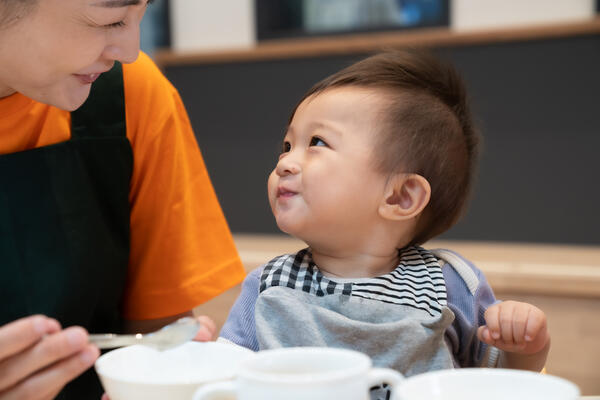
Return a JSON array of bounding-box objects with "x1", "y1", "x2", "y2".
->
[
  {"x1": 477, "y1": 326, "x2": 493, "y2": 344},
  {"x1": 498, "y1": 302, "x2": 517, "y2": 344},
  {"x1": 524, "y1": 306, "x2": 546, "y2": 342},
  {"x1": 511, "y1": 305, "x2": 530, "y2": 344},
  {"x1": 483, "y1": 305, "x2": 501, "y2": 340}
]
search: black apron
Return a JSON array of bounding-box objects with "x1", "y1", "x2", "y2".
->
[{"x1": 0, "y1": 63, "x2": 133, "y2": 399}]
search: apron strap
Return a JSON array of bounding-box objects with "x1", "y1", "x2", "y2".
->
[{"x1": 71, "y1": 62, "x2": 126, "y2": 139}]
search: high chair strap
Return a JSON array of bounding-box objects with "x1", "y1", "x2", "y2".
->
[{"x1": 431, "y1": 249, "x2": 479, "y2": 295}]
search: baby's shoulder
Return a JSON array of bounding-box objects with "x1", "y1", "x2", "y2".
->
[{"x1": 429, "y1": 248, "x2": 485, "y2": 296}]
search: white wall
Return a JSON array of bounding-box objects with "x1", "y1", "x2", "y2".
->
[
  {"x1": 168, "y1": 0, "x2": 596, "y2": 52},
  {"x1": 451, "y1": 0, "x2": 595, "y2": 31},
  {"x1": 169, "y1": 0, "x2": 255, "y2": 52}
]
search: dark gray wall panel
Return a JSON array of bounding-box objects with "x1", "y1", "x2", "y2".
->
[{"x1": 164, "y1": 35, "x2": 600, "y2": 244}]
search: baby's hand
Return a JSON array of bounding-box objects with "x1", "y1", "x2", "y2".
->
[{"x1": 477, "y1": 301, "x2": 550, "y2": 355}]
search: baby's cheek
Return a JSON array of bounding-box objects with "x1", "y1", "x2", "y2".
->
[{"x1": 267, "y1": 173, "x2": 278, "y2": 203}]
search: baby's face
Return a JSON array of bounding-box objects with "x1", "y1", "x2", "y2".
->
[{"x1": 268, "y1": 87, "x2": 390, "y2": 248}]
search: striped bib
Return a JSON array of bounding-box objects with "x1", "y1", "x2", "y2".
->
[{"x1": 259, "y1": 246, "x2": 448, "y2": 317}]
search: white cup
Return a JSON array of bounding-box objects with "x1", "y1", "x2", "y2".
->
[
  {"x1": 95, "y1": 341, "x2": 254, "y2": 400},
  {"x1": 192, "y1": 346, "x2": 403, "y2": 400},
  {"x1": 396, "y1": 368, "x2": 580, "y2": 400}
]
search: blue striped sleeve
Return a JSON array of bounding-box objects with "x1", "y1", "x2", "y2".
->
[
  {"x1": 442, "y1": 252, "x2": 498, "y2": 367},
  {"x1": 219, "y1": 267, "x2": 263, "y2": 351}
]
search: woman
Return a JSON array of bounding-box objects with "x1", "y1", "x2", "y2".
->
[{"x1": 0, "y1": 1, "x2": 246, "y2": 399}]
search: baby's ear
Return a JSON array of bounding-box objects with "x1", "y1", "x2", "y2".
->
[{"x1": 378, "y1": 174, "x2": 431, "y2": 221}]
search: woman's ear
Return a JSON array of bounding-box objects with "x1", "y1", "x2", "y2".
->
[{"x1": 378, "y1": 174, "x2": 431, "y2": 221}]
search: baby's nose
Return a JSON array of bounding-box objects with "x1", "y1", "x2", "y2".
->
[{"x1": 276, "y1": 159, "x2": 301, "y2": 176}]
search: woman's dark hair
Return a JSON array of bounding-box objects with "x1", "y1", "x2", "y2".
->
[
  {"x1": 290, "y1": 50, "x2": 480, "y2": 245},
  {"x1": 0, "y1": 0, "x2": 36, "y2": 28}
]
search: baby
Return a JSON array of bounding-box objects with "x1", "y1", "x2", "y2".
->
[{"x1": 219, "y1": 51, "x2": 550, "y2": 387}]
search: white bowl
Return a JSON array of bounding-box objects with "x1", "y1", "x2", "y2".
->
[
  {"x1": 95, "y1": 341, "x2": 254, "y2": 400},
  {"x1": 398, "y1": 368, "x2": 580, "y2": 400}
]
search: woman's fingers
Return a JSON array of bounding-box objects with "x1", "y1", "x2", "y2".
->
[
  {"x1": 0, "y1": 344, "x2": 99, "y2": 400},
  {"x1": 0, "y1": 326, "x2": 90, "y2": 391},
  {"x1": 0, "y1": 316, "x2": 60, "y2": 361},
  {"x1": 0, "y1": 316, "x2": 99, "y2": 400},
  {"x1": 193, "y1": 316, "x2": 217, "y2": 341}
]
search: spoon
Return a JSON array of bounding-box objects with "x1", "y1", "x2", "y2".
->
[{"x1": 88, "y1": 317, "x2": 201, "y2": 351}]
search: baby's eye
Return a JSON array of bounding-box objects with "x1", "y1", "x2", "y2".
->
[
  {"x1": 309, "y1": 136, "x2": 327, "y2": 147},
  {"x1": 281, "y1": 141, "x2": 291, "y2": 153}
]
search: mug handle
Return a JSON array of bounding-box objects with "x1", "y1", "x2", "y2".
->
[
  {"x1": 367, "y1": 368, "x2": 405, "y2": 400},
  {"x1": 192, "y1": 380, "x2": 237, "y2": 400}
]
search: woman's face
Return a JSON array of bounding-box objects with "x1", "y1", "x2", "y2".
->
[{"x1": 0, "y1": 0, "x2": 149, "y2": 110}]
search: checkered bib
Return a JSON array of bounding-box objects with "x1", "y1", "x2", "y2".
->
[{"x1": 255, "y1": 246, "x2": 455, "y2": 380}]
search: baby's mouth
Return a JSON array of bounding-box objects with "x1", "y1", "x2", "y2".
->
[{"x1": 277, "y1": 187, "x2": 297, "y2": 198}]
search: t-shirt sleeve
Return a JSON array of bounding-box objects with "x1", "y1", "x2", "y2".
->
[
  {"x1": 219, "y1": 267, "x2": 262, "y2": 351},
  {"x1": 442, "y1": 251, "x2": 500, "y2": 368},
  {"x1": 120, "y1": 52, "x2": 245, "y2": 320}
]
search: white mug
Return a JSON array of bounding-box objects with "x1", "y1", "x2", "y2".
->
[
  {"x1": 396, "y1": 368, "x2": 580, "y2": 400},
  {"x1": 192, "y1": 346, "x2": 403, "y2": 400}
]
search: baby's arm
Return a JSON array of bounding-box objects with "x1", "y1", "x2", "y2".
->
[
  {"x1": 218, "y1": 267, "x2": 262, "y2": 351},
  {"x1": 477, "y1": 301, "x2": 550, "y2": 371}
]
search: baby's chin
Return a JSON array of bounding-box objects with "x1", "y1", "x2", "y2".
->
[
  {"x1": 278, "y1": 227, "x2": 322, "y2": 250},
  {"x1": 274, "y1": 218, "x2": 306, "y2": 239},
  {"x1": 275, "y1": 220, "x2": 295, "y2": 236}
]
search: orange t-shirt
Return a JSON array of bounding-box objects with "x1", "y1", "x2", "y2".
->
[{"x1": 0, "y1": 52, "x2": 245, "y2": 320}]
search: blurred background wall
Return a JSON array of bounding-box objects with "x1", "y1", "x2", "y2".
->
[{"x1": 141, "y1": 0, "x2": 600, "y2": 246}]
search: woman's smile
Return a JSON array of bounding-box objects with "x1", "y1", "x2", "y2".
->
[{"x1": 73, "y1": 73, "x2": 102, "y2": 84}]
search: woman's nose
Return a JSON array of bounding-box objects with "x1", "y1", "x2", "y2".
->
[{"x1": 102, "y1": 25, "x2": 141, "y2": 64}]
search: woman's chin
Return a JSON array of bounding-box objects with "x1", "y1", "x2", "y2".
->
[
  {"x1": 59, "y1": 83, "x2": 92, "y2": 111},
  {"x1": 44, "y1": 79, "x2": 93, "y2": 111}
]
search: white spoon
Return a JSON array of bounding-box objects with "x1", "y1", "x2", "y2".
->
[{"x1": 89, "y1": 317, "x2": 201, "y2": 351}]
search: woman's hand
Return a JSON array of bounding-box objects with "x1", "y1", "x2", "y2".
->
[
  {"x1": 0, "y1": 315, "x2": 99, "y2": 400},
  {"x1": 124, "y1": 313, "x2": 217, "y2": 341},
  {"x1": 192, "y1": 316, "x2": 217, "y2": 342},
  {"x1": 102, "y1": 315, "x2": 218, "y2": 400}
]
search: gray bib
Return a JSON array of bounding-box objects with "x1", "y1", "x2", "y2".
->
[{"x1": 255, "y1": 247, "x2": 455, "y2": 377}]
